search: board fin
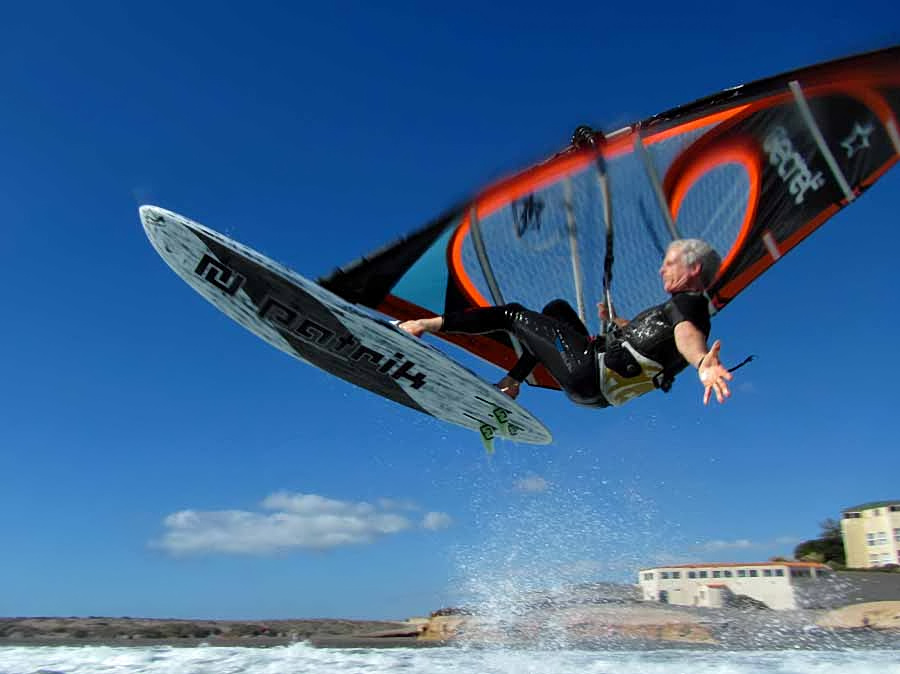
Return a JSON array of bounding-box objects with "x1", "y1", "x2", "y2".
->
[
  {"x1": 479, "y1": 423, "x2": 496, "y2": 454},
  {"x1": 491, "y1": 406, "x2": 511, "y2": 436}
]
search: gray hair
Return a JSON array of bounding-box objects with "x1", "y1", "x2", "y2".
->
[{"x1": 668, "y1": 239, "x2": 721, "y2": 288}]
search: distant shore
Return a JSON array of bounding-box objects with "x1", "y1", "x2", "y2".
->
[
  {"x1": 0, "y1": 617, "x2": 418, "y2": 648},
  {"x1": 3, "y1": 602, "x2": 899, "y2": 650}
]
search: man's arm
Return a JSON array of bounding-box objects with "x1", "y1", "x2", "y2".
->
[{"x1": 673, "y1": 321, "x2": 732, "y2": 405}]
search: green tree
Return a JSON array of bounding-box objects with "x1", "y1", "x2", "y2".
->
[
  {"x1": 820, "y1": 518, "x2": 841, "y2": 539},
  {"x1": 794, "y1": 518, "x2": 845, "y2": 566}
]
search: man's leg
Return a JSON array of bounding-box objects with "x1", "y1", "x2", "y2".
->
[
  {"x1": 541, "y1": 299, "x2": 589, "y2": 335},
  {"x1": 508, "y1": 309, "x2": 600, "y2": 402},
  {"x1": 498, "y1": 300, "x2": 589, "y2": 395},
  {"x1": 400, "y1": 304, "x2": 532, "y2": 398},
  {"x1": 399, "y1": 302, "x2": 599, "y2": 401},
  {"x1": 399, "y1": 304, "x2": 526, "y2": 338}
]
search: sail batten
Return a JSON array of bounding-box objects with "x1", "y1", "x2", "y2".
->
[
  {"x1": 563, "y1": 178, "x2": 587, "y2": 323},
  {"x1": 634, "y1": 133, "x2": 680, "y2": 240},
  {"x1": 789, "y1": 80, "x2": 856, "y2": 203}
]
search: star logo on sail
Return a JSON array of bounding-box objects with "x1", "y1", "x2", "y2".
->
[{"x1": 840, "y1": 122, "x2": 874, "y2": 159}]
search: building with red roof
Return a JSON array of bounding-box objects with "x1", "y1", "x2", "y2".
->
[{"x1": 637, "y1": 561, "x2": 831, "y2": 610}]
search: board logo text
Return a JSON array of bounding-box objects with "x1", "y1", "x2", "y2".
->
[
  {"x1": 193, "y1": 254, "x2": 426, "y2": 389},
  {"x1": 257, "y1": 296, "x2": 427, "y2": 389},
  {"x1": 194, "y1": 254, "x2": 246, "y2": 296}
]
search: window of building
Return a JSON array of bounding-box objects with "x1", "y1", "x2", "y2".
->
[
  {"x1": 749, "y1": 570, "x2": 758, "y2": 577},
  {"x1": 843, "y1": 512, "x2": 861, "y2": 519},
  {"x1": 763, "y1": 569, "x2": 773, "y2": 577},
  {"x1": 661, "y1": 572, "x2": 670, "y2": 579},
  {"x1": 672, "y1": 572, "x2": 681, "y2": 579},
  {"x1": 870, "y1": 553, "x2": 880, "y2": 563},
  {"x1": 775, "y1": 569, "x2": 784, "y2": 577},
  {"x1": 894, "y1": 528, "x2": 900, "y2": 543},
  {"x1": 699, "y1": 571, "x2": 708, "y2": 579},
  {"x1": 890, "y1": 505, "x2": 900, "y2": 512},
  {"x1": 713, "y1": 571, "x2": 721, "y2": 578},
  {"x1": 643, "y1": 573, "x2": 654, "y2": 580},
  {"x1": 688, "y1": 571, "x2": 696, "y2": 579},
  {"x1": 737, "y1": 570, "x2": 747, "y2": 578},
  {"x1": 723, "y1": 570, "x2": 733, "y2": 578},
  {"x1": 877, "y1": 531, "x2": 888, "y2": 545},
  {"x1": 867, "y1": 533, "x2": 877, "y2": 546}
]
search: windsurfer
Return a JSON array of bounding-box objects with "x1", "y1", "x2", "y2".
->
[{"x1": 398, "y1": 239, "x2": 732, "y2": 407}]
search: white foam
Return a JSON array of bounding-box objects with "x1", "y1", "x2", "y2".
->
[{"x1": 1, "y1": 644, "x2": 899, "y2": 674}]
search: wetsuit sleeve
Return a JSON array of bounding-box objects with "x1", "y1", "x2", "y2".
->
[{"x1": 667, "y1": 294, "x2": 711, "y2": 338}]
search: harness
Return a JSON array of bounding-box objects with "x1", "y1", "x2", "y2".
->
[
  {"x1": 596, "y1": 315, "x2": 673, "y2": 406},
  {"x1": 598, "y1": 336, "x2": 667, "y2": 406}
]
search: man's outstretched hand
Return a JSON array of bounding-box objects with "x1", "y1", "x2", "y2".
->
[{"x1": 698, "y1": 340, "x2": 732, "y2": 405}]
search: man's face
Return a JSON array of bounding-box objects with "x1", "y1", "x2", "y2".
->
[{"x1": 659, "y1": 246, "x2": 701, "y2": 293}]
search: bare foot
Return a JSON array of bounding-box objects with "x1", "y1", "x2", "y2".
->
[
  {"x1": 495, "y1": 376, "x2": 520, "y2": 400},
  {"x1": 398, "y1": 320, "x2": 426, "y2": 338},
  {"x1": 398, "y1": 317, "x2": 444, "y2": 337}
]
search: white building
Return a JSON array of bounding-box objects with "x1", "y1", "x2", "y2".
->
[
  {"x1": 840, "y1": 500, "x2": 900, "y2": 568},
  {"x1": 637, "y1": 561, "x2": 831, "y2": 610}
]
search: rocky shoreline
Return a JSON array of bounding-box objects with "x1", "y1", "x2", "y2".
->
[
  {"x1": 410, "y1": 601, "x2": 900, "y2": 650},
  {"x1": 2, "y1": 601, "x2": 898, "y2": 649},
  {"x1": 0, "y1": 617, "x2": 416, "y2": 648}
]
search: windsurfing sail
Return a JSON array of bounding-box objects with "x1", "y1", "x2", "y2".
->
[{"x1": 320, "y1": 46, "x2": 900, "y2": 389}]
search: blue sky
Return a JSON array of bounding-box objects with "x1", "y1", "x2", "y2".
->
[{"x1": 2, "y1": 2, "x2": 899, "y2": 621}]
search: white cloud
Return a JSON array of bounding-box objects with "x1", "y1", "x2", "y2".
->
[
  {"x1": 377, "y1": 498, "x2": 419, "y2": 512},
  {"x1": 155, "y1": 491, "x2": 424, "y2": 555},
  {"x1": 422, "y1": 512, "x2": 453, "y2": 531},
  {"x1": 693, "y1": 536, "x2": 802, "y2": 553},
  {"x1": 643, "y1": 537, "x2": 803, "y2": 568},
  {"x1": 514, "y1": 475, "x2": 550, "y2": 492},
  {"x1": 649, "y1": 551, "x2": 695, "y2": 566},
  {"x1": 694, "y1": 539, "x2": 756, "y2": 551}
]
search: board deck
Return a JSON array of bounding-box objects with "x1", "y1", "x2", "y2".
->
[{"x1": 141, "y1": 206, "x2": 552, "y2": 445}]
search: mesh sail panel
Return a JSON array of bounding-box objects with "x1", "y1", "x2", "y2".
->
[
  {"x1": 461, "y1": 170, "x2": 607, "y2": 332},
  {"x1": 457, "y1": 123, "x2": 750, "y2": 330}
]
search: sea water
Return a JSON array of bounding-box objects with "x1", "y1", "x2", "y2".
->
[{"x1": 1, "y1": 644, "x2": 899, "y2": 674}]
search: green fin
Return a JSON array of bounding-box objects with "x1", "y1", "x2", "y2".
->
[
  {"x1": 479, "y1": 423, "x2": 496, "y2": 454},
  {"x1": 491, "y1": 406, "x2": 510, "y2": 436}
]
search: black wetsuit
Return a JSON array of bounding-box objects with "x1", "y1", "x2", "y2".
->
[
  {"x1": 440, "y1": 294, "x2": 710, "y2": 406},
  {"x1": 621, "y1": 292, "x2": 710, "y2": 377}
]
